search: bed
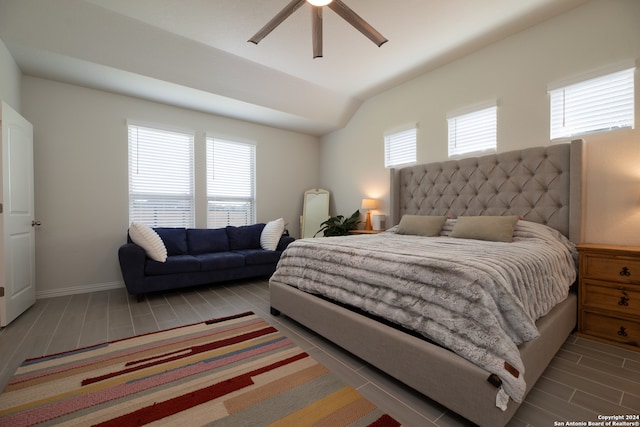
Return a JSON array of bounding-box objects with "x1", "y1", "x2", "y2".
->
[{"x1": 269, "y1": 140, "x2": 586, "y2": 426}]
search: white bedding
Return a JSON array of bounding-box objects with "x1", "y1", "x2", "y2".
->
[{"x1": 270, "y1": 220, "x2": 577, "y2": 404}]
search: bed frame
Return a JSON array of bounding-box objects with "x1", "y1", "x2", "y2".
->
[{"x1": 270, "y1": 140, "x2": 586, "y2": 426}]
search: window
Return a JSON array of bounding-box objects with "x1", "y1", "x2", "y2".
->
[
  {"x1": 447, "y1": 102, "x2": 497, "y2": 157},
  {"x1": 128, "y1": 124, "x2": 195, "y2": 227},
  {"x1": 206, "y1": 137, "x2": 256, "y2": 228},
  {"x1": 384, "y1": 125, "x2": 417, "y2": 168},
  {"x1": 549, "y1": 65, "x2": 635, "y2": 140}
]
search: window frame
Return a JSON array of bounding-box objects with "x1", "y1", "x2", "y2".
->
[
  {"x1": 127, "y1": 122, "x2": 195, "y2": 228},
  {"x1": 548, "y1": 62, "x2": 635, "y2": 140},
  {"x1": 384, "y1": 124, "x2": 417, "y2": 168},
  {"x1": 447, "y1": 101, "x2": 497, "y2": 158},
  {"x1": 206, "y1": 136, "x2": 257, "y2": 228}
]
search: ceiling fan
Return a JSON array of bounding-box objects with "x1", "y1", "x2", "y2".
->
[{"x1": 248, "y1": 0, "x2": 388, "y2": 58}]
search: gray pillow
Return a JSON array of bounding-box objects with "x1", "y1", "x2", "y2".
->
[
  {"x1": 450, "y1": 215, "x2": 520, "y2": 242},
  {"x1": 396, "y1": 215, "x2": 447, "y2": 237}
]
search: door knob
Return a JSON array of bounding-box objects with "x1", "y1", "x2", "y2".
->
[{"x1": 31, "y1": 220, "x2": 42, "y2": 227}]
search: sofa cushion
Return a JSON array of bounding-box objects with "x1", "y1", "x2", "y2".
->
[
  {"x1": 226, "y1": 224, "x2": 265, "y2": 250},
  {"x1": 154, "y1": 228, "x2": 189, "y2": 255},
  {"x1": 187, "y1": 228, "x2": 230, "y2": 254},
  {"x1": 145, "y1": 255, "x2": 200, "y2": 275},
  {"x1": 195, "y1": 252, "x2": 245, "y2": 270},
  {"x1": 235, "y1": 249, "x2": 282, "y2": 265}
]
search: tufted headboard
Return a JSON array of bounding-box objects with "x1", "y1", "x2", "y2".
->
[{"x1": 390, "y1": 140, "x2": 585, "y2": 243}]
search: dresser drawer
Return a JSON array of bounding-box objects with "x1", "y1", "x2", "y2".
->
[
  {"x1": 581, "y1": 281, "x2": 640, "y2": 314},
  {"x1": 581, "y1": 253, "x2": 640, "y2": 284},
  {"x1": 581, "y1": 311, "x2": 640, "y2": 348}
]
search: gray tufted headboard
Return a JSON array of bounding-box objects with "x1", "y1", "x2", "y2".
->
[{"x1": 390, "y1": 140, "x2": 585, "y2": 243}]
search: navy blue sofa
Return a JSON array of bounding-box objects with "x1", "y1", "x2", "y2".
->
[{"x1": 118, "y1": 223, "x2": 294, "y2": 299}]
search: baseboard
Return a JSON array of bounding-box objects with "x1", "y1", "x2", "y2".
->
[{"x1": 36, "y1": 281, "x2": 125, "y2": 299}]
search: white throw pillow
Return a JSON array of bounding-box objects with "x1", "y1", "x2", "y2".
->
[
  {"x1": 129, "y1": 222, "x2": 167, "y2": 262},
  {"x1": 260, "y1": 218, "x2": 285, "y2": 251}
]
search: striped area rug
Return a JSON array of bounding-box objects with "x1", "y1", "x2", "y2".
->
[{"x1": 0, "y1": 311, "x2": 400, "y2": 426}]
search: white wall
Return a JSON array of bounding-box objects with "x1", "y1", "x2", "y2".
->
[
  {"x1": 0, "y1": 37, "x2": 21, "y2": 111},
  {"x1": 7, "y1": 0, "x2": 640, "y2": 298},
  {"x1": 22, "y1": 77, "x2": 320, "y2": 297},
  {"x1": 320, "y1": 0, "x2": 640, "y2": 246}
]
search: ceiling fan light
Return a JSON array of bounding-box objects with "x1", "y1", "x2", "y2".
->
[{"x1": 306, "y1": 0, "x2": 332, "y2": 6}]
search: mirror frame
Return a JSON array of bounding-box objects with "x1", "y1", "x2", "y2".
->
[{"x1": 301, "y1": 189, "x2": 330, "y2": 238}]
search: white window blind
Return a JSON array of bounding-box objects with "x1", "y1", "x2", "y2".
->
[
  {"x1": 384, "y1": 126, "x2": 417, "y2": 168},
  {"x1": 549, "y1": 67, "x2": 635, "y2": 140},
  {"x1": 447, "y1": 104, "x2": 497, "y2": 158},
  {"x1": 128, "y1": 124, "x2": 195, "y2": 227},
  {"x1": 206, "y1": 137, "x2": 256, "y2": 228}
]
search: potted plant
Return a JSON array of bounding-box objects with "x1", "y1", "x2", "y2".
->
[{"x1": 315, "y1": 210, "x2": 361, "y2": 237}]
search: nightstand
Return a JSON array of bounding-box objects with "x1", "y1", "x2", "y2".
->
[
  {"x1": 576, "y1": 244, "x2": 640, "y2": 351},
  {"x1": 348, "y1": 229, "x2": 383, "y2": 235}
]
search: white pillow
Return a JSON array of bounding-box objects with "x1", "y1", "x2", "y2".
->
[
  {"x1": 129, "y1": 222, "x2": 167, "y2": 262},
  {"x1": 260, "y1": 218, "x2": 285, "y2": 251}
]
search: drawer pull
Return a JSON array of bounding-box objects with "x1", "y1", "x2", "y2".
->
[
  {"x1": 618, "y1": 326, "x2": 628, "y2": 337},
  {"x1": 620, "y1": 266, "x2": 631, "y2": 276},
  {"x1": 618, "y1": 292, "x2": 630, "y2": 306}
]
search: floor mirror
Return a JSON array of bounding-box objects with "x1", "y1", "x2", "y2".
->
[{"x1": 301, "y1": 189, "x2": 330, "y2": 238}]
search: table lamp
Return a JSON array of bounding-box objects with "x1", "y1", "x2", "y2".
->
[{"x1": 361, "y1": 198, "x2": 378, "y2": 231}]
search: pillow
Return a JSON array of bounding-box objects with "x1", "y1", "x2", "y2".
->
[
  {"x1": 449, "y1": 215, "x2": 520, "y2": 242},
  {"x1": 260, "y1": 218, "x2": 285, "y2": 251},
  {"x1": 128, "y1": 222, "x2": 167, "y2": 262},
  {"x1": 396, "y1": 215, "x2": 447, "y2": 237}
]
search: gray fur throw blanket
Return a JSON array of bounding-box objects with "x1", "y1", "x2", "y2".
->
[{"x1": 270, "y1": 220, "x2": 577, "y2": 406}]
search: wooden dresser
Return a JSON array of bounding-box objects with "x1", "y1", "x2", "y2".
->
[{"x1": 576, "y1": 244, "x2": 640, "y2": 351}]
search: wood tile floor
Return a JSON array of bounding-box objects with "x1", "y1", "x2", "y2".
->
[{"x1": 1, "y1": 279, "x2": 638, "y2": 426}]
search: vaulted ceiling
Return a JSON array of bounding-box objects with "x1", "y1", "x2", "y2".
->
[{"x1": 0, "y1": 0, "x2": 587, "y2": 136}]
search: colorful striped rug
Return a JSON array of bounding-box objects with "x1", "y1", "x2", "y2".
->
[{"x1": 0, "y1": 311, "x2": 400, "y2": 426}]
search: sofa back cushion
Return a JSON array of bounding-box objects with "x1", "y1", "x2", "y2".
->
[
  {"x1": 226, "y1": 224, "x2": 265, "y2": 250},
  {"x1": 154, "y1": 228, "x2": 188, "y2": 255},
  {"x1": 187, "y1": 228, "x2": 230, "y2": 254}
]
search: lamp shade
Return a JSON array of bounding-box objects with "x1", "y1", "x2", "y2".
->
[
  {"x1": 361, "y1": 198, "x2": 378, "y2": 210},
  {"x1": 307, "y1": 0, "x2": 333, "y2": 6}
]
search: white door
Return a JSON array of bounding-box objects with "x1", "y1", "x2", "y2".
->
[{"x1": 0, "y1": 101, "x2": 36, "y2": 327}]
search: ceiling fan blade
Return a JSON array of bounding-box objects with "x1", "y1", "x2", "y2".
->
[
  {"x1": 328, "y1": 0, "x2": 388, "y2": 47},
  {"x1": 312, "y1": 6, "x2": 323, "y2": 58},
  {"x1": 248, "y1": 0, "x2": 306, "y2": 44}
]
